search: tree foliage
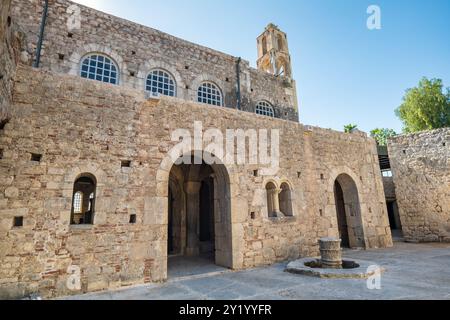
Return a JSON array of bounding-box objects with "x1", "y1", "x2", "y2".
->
[
  {"x1": 396, "y1": 78, "x2": 450, "y2": 133},
  {"x1": 370, "y1": 128, "x2": 397, "y2": 146},
  {"x1": 344, "y1": 124, "x2": 358, "y2": 133}
]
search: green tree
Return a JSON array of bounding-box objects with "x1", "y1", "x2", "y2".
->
[
  {"x1": 370, "y1": 128, "x2": 397, "y2": 146},
  {"x1": 344, "y1": 124, "x2": 358, "y2": 133},
  {"x1": 396, "y1": 77, "x2": 450, "y2": 133}
]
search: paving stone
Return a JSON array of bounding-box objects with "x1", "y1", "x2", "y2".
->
[{"x1": 60, "y1": 243, "x2": 450, "y2": 300}]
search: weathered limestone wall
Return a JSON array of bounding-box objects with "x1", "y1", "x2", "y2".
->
[
  {"x1": 383, "y1": 177, "x2": 396, "y2": 200},
  {"x1": 10, "y1": 0, "x2": 299, "y2": 121},
  {"x1": 388, "y1": 128, "x2": 450, "y2": 242},
  {"x1": 303, "y1": 126, "x2": 392, "y2": 250},
  {"x1": 0, "y1": 66, "x2": 391, "y2": 298},
  {"x1": 1, "y1": 66, "x2": 162, "y2": 299},
  {"x1": 0, "y1": 0, "x2": 14, "y2": 123}
]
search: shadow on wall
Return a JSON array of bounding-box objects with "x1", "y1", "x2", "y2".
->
[
  {"x1": 1, "y1": 0, "x2": 30, "y2": 123},
  {"x1": 0, "y1": 0, "x2": 13, "y2": 122}
]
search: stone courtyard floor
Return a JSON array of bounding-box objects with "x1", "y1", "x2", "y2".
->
[{"x1": 61, "y1": 242, "x2": 450, "y2": 300}]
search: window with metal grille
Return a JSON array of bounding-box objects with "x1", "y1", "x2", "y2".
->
[
  {"x1": 73, "y1": 192, "x2": 83, "y2": 214},
  {"x1": 197, "y1": 82, "x2": 222, "y2": 106},
  {"x1": 80, "y1": 54, "x2": 118, "y2": 85},
  {"x1": 256, "y1": 101, "x2": 275, "y2": 117},
  {"x1": 146, "y1": 69, "x2": 176, "y2": 97},
  {"x1": 382, "y1": 170, "x2": 393, "y2": 178}
]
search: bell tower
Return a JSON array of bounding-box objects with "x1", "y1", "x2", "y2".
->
[{"x1": 257, "y1": 23, "x2": 292, "y2": 79}]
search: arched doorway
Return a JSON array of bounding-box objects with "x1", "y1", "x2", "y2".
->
[
  {"x1": 167, "y1": 153, "x2": 232, "y2": 274},
  {"x1": 334, "y1": 174, "x2": 365, "y2": 249}
]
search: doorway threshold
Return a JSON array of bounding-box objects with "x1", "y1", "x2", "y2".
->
[{"x1": 168, "y1": 255, "x2": 229, "y2": 280}]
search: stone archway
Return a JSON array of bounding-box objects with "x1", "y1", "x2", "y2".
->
[
  {"x1": 334, "y1": 174, "x2": 365, "y2": 249},
  {"x1": 164, "y1": 152, "x2": 233, "y2": 271}
]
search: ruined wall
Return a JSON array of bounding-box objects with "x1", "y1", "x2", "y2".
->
[
  {"x1": 389, "y1": 128, "x2": 450, "y2": 242},
  {"x1": 10, "y1": 0, "x2": 299, "y2": 122},
  {"x1": 0, "y1": 66, "x2": 391, "y2": 298},
  {"x1": 0, "y1": 0, "x2": 14, "y2": 124}
]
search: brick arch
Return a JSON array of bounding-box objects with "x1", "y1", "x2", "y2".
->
[
  {"x1": 137, "y1": 59, "x2": 186, "y2": 98},
  {"x1": 67, "y1": 43, "x2": 127, "y2": 83}
]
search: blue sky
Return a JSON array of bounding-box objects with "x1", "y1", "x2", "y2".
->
[{"x1": 73, "y1": 0, "x2": 450, "y2": 133}]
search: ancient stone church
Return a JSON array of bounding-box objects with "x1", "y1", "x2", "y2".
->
[{"x1": 0, "y1": 0, "x2": 393, "y2": 299}]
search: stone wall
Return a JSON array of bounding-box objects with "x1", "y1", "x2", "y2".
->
[
  {"x1": 0, "y1": 0, "x2": 14, "y2": 124},
  {"x1": 10, "y1": 0, "x2": 299, "y2": 121},
  {"x1": 388, "y1": 128, "x2": 450, "y2": 242},
  {"x1": 383, "y1": 177, "x2": 396, "y2": 200},
  {"x1": 0, "y1": 65, "x2": 392, "y2": 298}
]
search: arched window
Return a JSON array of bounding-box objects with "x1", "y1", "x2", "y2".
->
[
  {"x1": 277, "y1": 34, "x2": 284, "y2": 51},
  {"x1": 146, "y1": 69, "x2": 176, "y2": 97},
  {"x1": 262, "y1": 36, "x2": 267, "y2": 55},
  {"x1": 80, "y1": 53, "x2": 119, "y2": 85},
  {"x1": 197, "y1": 82, "x2": 223, "y2": 106},
  {"x1": 266, "y1": 182, "x2": 279, "y2": 218},
  {"x1": 71, "y1": 174, "x2": 97, "y2": 225},
  {"x1": 73, "y1": 192, "x2": 83, "y2": 214},
  {"x1": 279, "y1": 183, "x2": 293, "y2": 217},
  {"x1": 256, "y1": 101, "x2": 275, "y2": 118}
]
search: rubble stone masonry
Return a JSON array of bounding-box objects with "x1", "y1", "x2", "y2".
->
[
  {"x1": 0, "y1": 0, "x2": 394, "y2": 299},
  {"x1": 389, "y1": 128, "x2": 450, "y2": 243},
  {"x1": 10, "y1": 0, "x2": 299, "y2": 121},
  {"x1": 0, "y1": 66, "x2": 392, "y2": 298},
  {"x1": 0, "y1": 0, "x2": 14, "y2": 123}
]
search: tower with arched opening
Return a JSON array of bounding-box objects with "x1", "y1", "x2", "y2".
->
[{"x1": 257, "y1": 23, "x2": 293, "y2": 79}]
